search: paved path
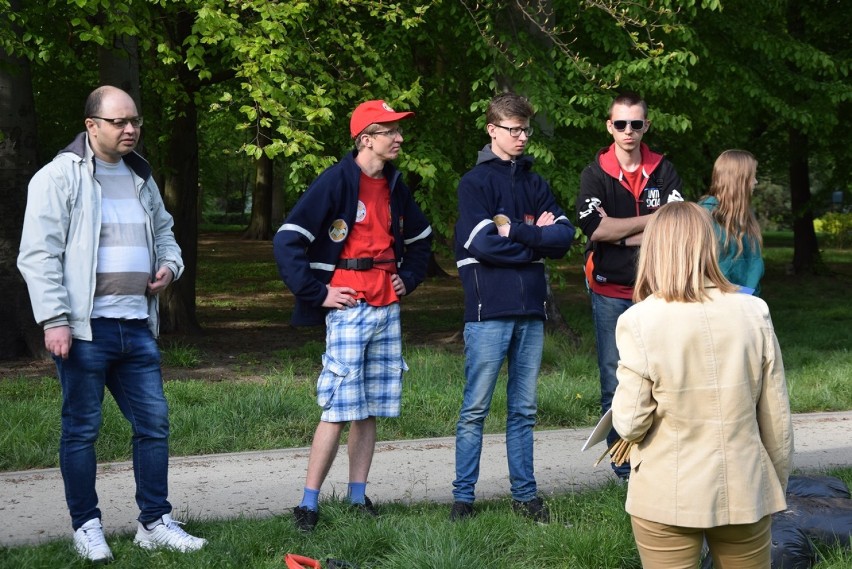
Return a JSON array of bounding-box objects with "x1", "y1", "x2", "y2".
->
[{"x1": 2, "y1": 411, "x2": 850, "y2": 547}]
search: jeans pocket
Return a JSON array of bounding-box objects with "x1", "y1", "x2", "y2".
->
[{"x1": 316, "y1": 353, "x2": 351, "y2": 409}]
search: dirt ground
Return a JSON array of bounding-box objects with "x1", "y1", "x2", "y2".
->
[
  {"x1": 1, "y1": 232, "x2": 473, "y2": 383},
  {"x1": 3, "y1": 231, "x2": 592, "y2": 383}
]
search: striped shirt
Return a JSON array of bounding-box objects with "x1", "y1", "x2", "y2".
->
[{"x1": 91, "y1": 158, "x2": 151, "y2": 319}]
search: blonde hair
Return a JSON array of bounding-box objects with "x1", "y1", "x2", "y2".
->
[
  {"x1": 705, "y1": 149, "x2": 763, "y2": 258},
  {"x1": 633, "y1": 202, "x2": 737, "y2": 303}
]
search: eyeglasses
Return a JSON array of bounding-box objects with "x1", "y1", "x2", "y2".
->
[
  {"x1": 611, "y1": 119, "x2": 645, "y2": 132},
  {"x1": 89, "y1": 116, "x2": 144, "y2": 128},
  {"x1": 370, "y1": 127, "x2": 403, "y2": 138},
  {"x1": 492, "y1": 124, "x2": 533, "y2": 138}
]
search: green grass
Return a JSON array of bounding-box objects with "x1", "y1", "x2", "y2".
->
[
  {"x1": 2, "y1": 244, "x2": 850, "y2": 468},
  {"x1": 2, "y1": 233, "x2": 850, "y2": 566},
  {"x1": 161, "y1": 340, "x2": 204, "y2": 368},
  {"x1": 3, "y1": 471, "x2": 851, "y2": 568}
]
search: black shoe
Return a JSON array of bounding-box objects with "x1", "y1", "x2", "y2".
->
[
  {"x1": 350, "y1": 496, "x2": 378, "y2": 517},
  {"x1": 293, "y1": 506, "x2": 319, "y2": 532},
  {"x1": 512, "y1": 496, "x2": 550, "y2": 523},
  {"x1": 449, "y1": 501, "x2": 475, "y2": 521}
]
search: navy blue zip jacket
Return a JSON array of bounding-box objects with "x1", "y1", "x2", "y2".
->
[
  {"x1": 454, "y1": 145, "x2": 575, "y2": 323},
  {"x1": 273, "y1": 150, "x2": 433, "y2": 326}
]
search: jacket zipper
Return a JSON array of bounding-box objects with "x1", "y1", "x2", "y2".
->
[{"x1": 474, "y1": 269, "x2": 482, "y2": 321}]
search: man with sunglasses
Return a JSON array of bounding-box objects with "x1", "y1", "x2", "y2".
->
[
  {"x1": 450, "y1": 92, "x2": 575, "y2": 522},
  {"x1": 274, "y1": 99, "x2": 432, "y2": 532},
  {"x1": 18, "y1": 85, "x2": 207, "y2": 562},
  {"x1": 575, "y1": 91, "x2": 684, "y2": 481}
]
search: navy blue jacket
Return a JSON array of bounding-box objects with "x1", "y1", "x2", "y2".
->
[
  {"x1": 454, "y1": 145, "x2": 576, "y2": 322},
  {"x1": 273, "y1": 150, "x2": 433, "y2": 326}
]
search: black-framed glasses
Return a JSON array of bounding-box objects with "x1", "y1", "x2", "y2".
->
[
  {"x1": 611, "y1": 119, "x2": 645, "y2": 132},
  {"x1": 492, "y1": 124, "x2": 533, "y2": 138},
  {"x1": 89, "y1": 116, "x2": 144, "y2": 128},
  {"x1": 370, "y1": 127, "x2": 403, "y2": 138}
]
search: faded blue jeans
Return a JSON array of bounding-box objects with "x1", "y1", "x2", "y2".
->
[
  {"x1": 453, "y1": 318, "x2": 543, "y2": 504},
  {"x1": 55, "y1": 318, "x2": 172, "y2": 530},
  {"x1": 590, "y1": 291, "x2": 633, "y2": 479}
]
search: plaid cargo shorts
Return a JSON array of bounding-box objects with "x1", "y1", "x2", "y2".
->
[{"x1": 317, "y1": 301, "x2": 408, "y2": 422}]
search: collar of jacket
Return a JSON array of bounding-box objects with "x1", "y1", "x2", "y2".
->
[
  {"x1": 61, "y1": 131, "x2": 153, "y2": 181},
  {"x1": 597, "y1": 142, "x2": 663, "y2": 181},
  {"x1": 474, "y1": 144, "x2": 534, "y2": 170}
]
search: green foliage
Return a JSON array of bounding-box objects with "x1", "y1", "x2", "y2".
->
[
  {"x1": 815, "y1": 212, "x2": 852, "y2": 248},
  {"x1": 6, "y1": 0, "x2": 851, "y2": 291},
  {"x1": 753, "y1": 180, "x2": 793, "y2": 231}
]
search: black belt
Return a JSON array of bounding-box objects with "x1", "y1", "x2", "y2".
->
[{"x1": 336, "y1": 257, "x2": 396, "y2": 270}]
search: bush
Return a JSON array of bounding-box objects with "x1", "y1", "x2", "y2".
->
[{"x1": 815, "y1": 212, "x2": 852, "y2": 248}]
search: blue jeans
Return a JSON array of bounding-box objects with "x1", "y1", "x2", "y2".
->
[
  {"x1": 453, "y1": 318, "x2": 543, "y2": 503},
  {"x1": 55, "y1": 318, "x2": 171, "y2": 530},
  {"x1": 590, "y1": 292, "x2": 633, "y2": 478}
]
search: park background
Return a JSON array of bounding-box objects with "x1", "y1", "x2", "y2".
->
[{"x1": 1, "y1": 1, "x2": 850, "y2": 567}]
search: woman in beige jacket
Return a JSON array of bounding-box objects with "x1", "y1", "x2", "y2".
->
[{"x1": 611, "y1": 201, "x2": 793, "y2": 568}]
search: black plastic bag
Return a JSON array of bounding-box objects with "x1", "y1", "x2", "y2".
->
[
  {"x1": 787, "y1": 475, "x2": 851, "y2": 499},
  {"x1": 770, "y1": 508, "x2": 819, "y2": 568},
  {"x1": 784, "y1": 494, "x2": 852, "y2": 548}
]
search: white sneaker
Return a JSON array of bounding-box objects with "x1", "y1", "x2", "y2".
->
[
  {"x1": 134, "y1": 513, "x2": 207, "y2": 552},
  {"x1": 73, "y1": 518, "x2": 114, "y2": 563}
]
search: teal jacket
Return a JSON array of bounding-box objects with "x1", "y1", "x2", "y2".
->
[{"x1": 699, "y1": 196, "x2": 764, "y2": 296}]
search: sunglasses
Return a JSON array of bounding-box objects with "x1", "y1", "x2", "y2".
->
[{"x1": 611, "y1": 119, "x2": 646, "y2": 132}]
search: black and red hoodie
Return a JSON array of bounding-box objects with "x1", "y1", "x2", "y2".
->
[{"x1": 575, "y1": 143, "x2": 683, "y2": 298}]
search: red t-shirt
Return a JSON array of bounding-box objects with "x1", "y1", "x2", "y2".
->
[
  {"x1": 621, "y1": 167, "x2": 645, "y2": 198},
  {"x1": 329, "y1": 173, "x2": 398, "y2": 306}
]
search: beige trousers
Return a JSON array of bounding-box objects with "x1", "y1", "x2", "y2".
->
[{"x1": 630, "y1": 515, "x2": 772, "y2": 569}]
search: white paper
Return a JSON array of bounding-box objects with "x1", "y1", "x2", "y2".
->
[{"x1": 581, "y1": 408, "x2": 613, "y2": 452}]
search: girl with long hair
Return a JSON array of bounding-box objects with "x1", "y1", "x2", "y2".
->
[{"x1": 699, "y1": 149, "x2": 764, "y2": 294}]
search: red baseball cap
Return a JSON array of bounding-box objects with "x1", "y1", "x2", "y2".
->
[{"x1": 350, "y1": 100, "x2": 414, "y2": 139}]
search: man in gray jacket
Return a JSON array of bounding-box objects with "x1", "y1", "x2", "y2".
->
[{"x1": 17, "y1": 85, "x2": 206, "y2": 562}]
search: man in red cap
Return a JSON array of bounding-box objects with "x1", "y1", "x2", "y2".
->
[{"x1": 273, "y1": 100, "x2": 432, "y2": 532}]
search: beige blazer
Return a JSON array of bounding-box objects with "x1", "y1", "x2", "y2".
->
[{"x1": 612, "y1": 286, "x2": 793, "y2": 528}]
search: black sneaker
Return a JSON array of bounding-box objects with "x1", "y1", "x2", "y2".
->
[
  {"x1": 512, "y1": 496, "x2": 550, "y2": 523},
  {"x1": 449, "y1": 501, "x2": 475, "y2": 521},
  {"x1": 293, "y1": 506, "x2": 319, "y2": 532},
  {"x1": 350, "y1": 496, "x2": 378, "y2": 517}
]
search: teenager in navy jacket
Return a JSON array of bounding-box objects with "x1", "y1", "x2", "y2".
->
[{"x1": 451, "y1": 93, "x2": 575, "y2": 523}]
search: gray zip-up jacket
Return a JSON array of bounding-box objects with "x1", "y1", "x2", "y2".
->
[{"x1": 17, "y1": 132, "x2": 183, "y2": 340}]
